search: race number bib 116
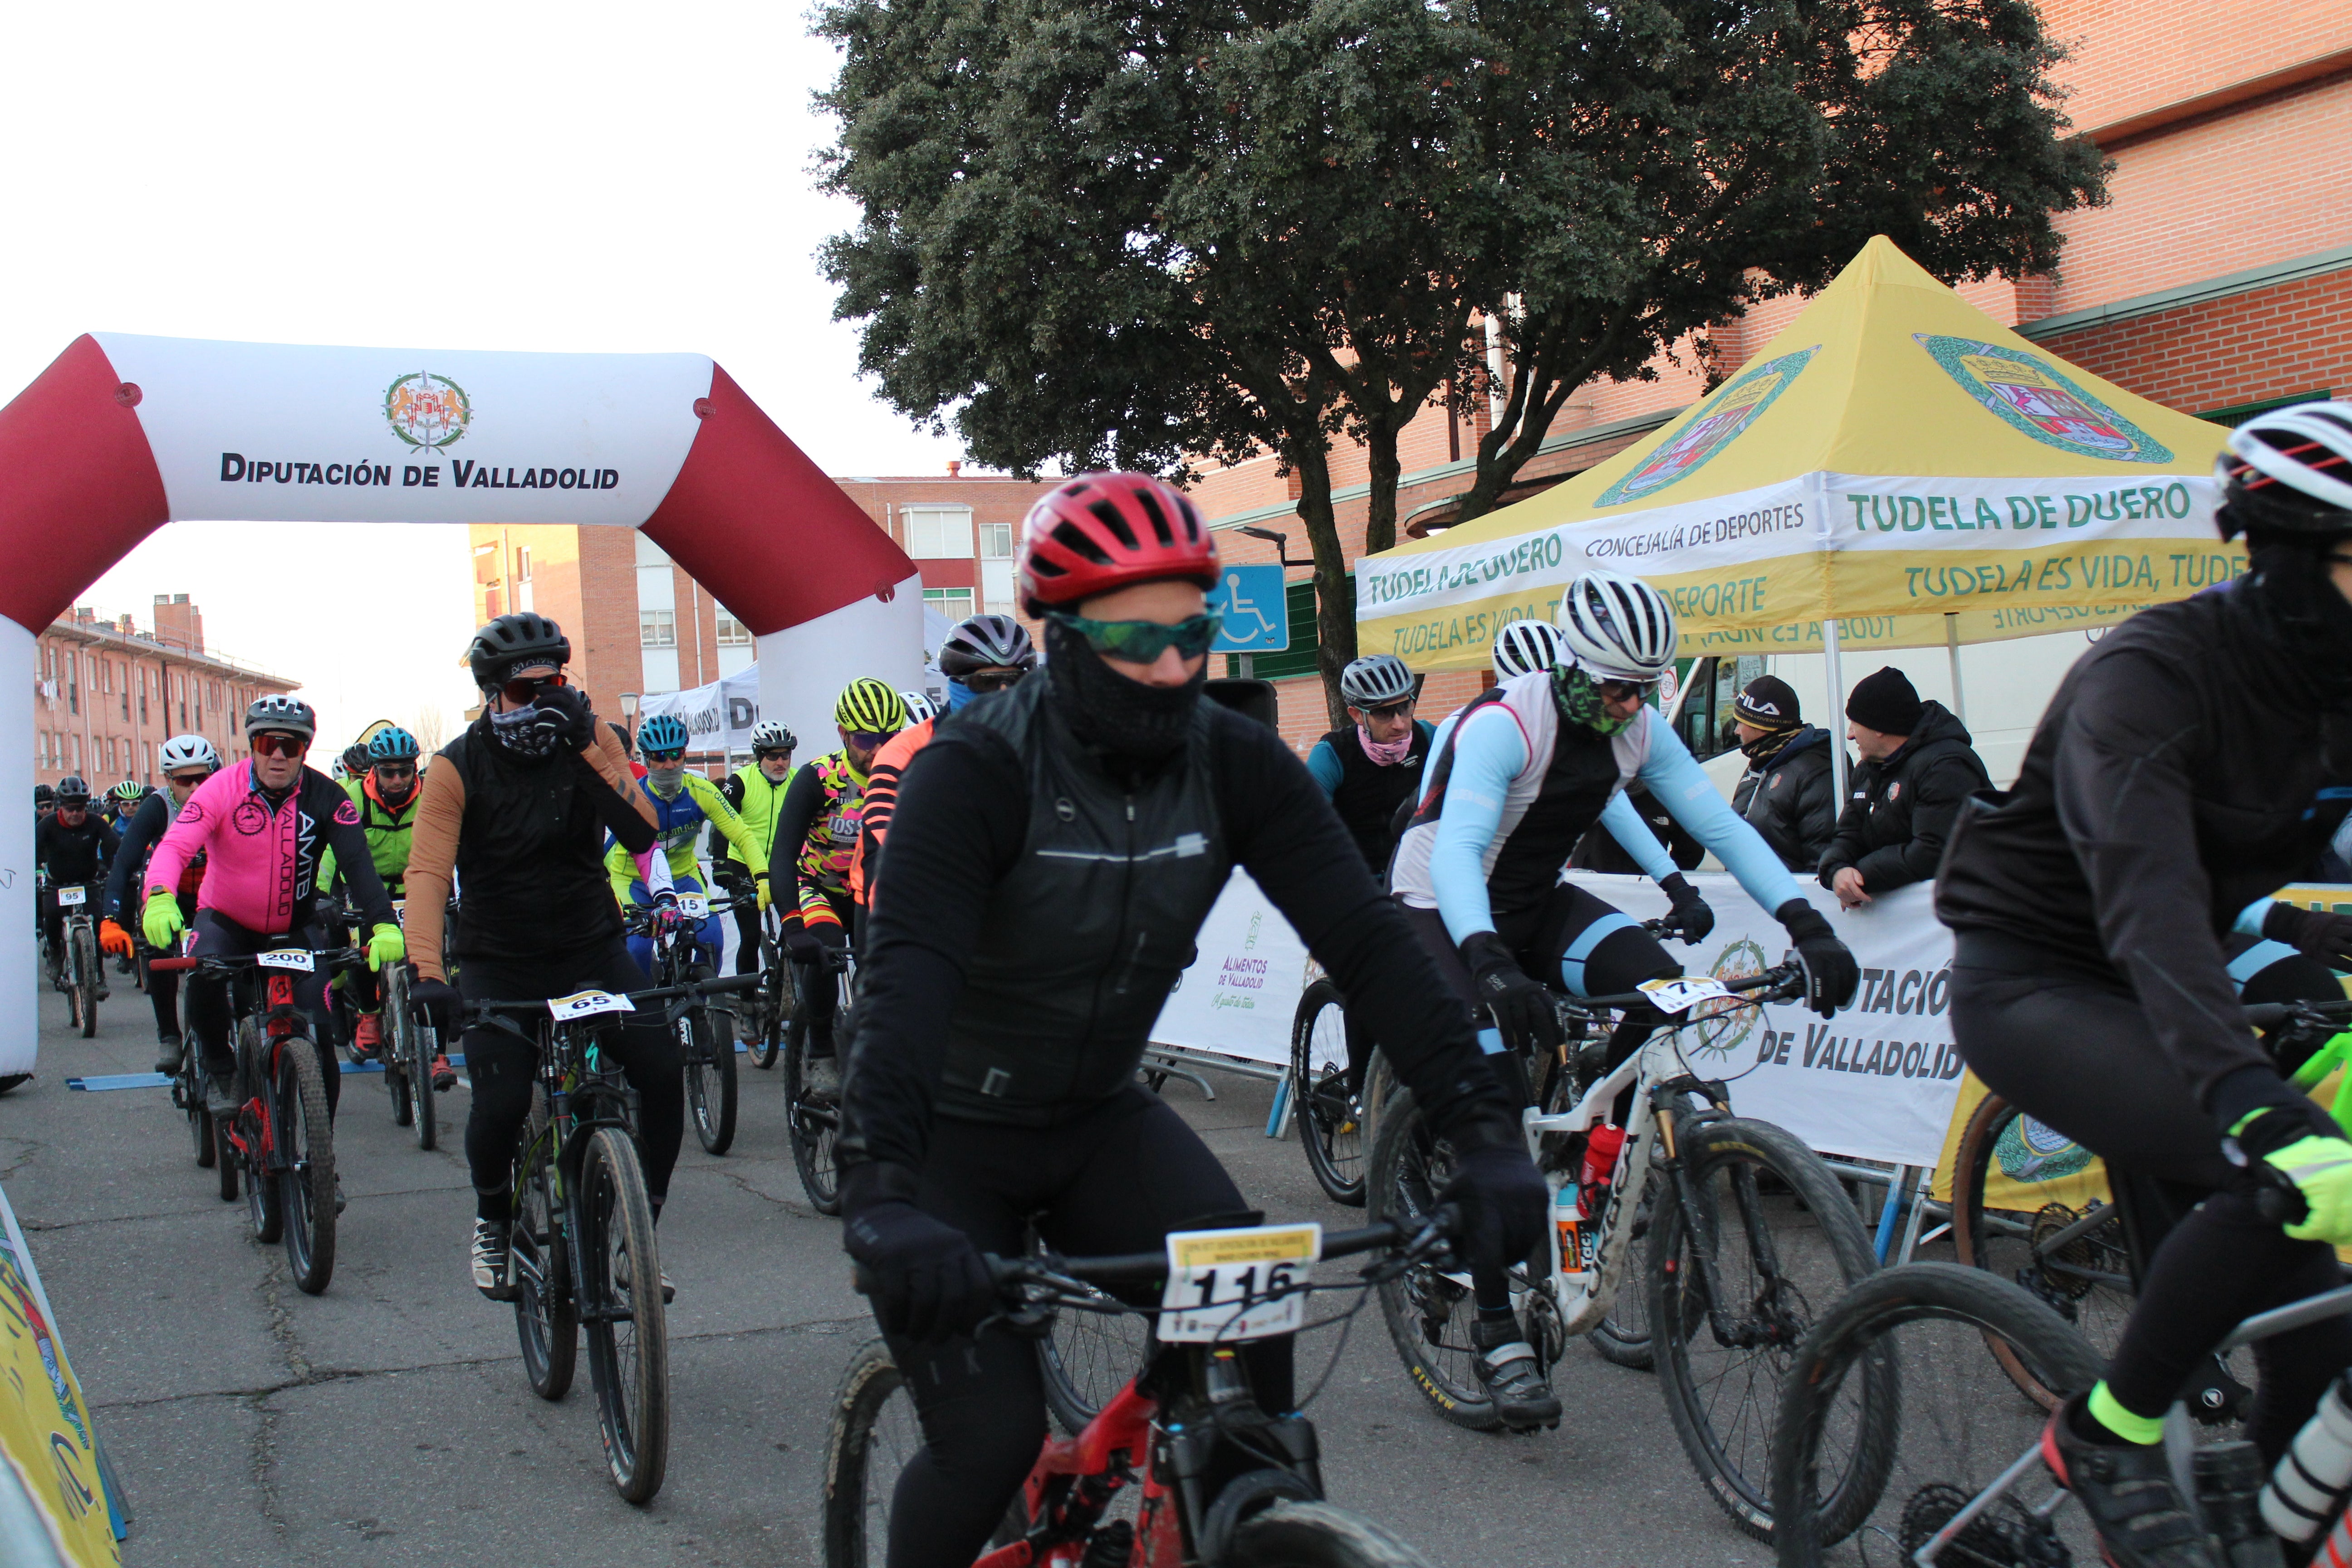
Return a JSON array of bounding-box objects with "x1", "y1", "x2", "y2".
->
[
  {"x1": 1158, "y1": 1223, "x2": 1321, "y2": 1344},
  {"x1": 549, "y1": 990, "x2": 635, "y2": 1021}
]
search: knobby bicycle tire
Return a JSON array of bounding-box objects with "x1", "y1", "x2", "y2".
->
[
  {"x1": 73, "y1": 926, "x2": 98, "y2": 1038},
  {"x1": 279, "y1": 1040, "x2": 337, "y2": 1295},
  {"x1": 1649, "y1": 1116, "x2": 1889, "y2": 1544},
  {"x1": 512, "y1": 1097, "x2": 577, "y2": 1401},
  {"x1": 215, "y1": 1109, "x2": 239, "y2": 1201},
  {"x1": 1769, "y1": 1262, "x2": 2102, "y2": 1567},
  {"x1": 382, "y1": 965, "x2": 415, "y2": 1131},
  {"x1": 1367, "y1": 1089, "x2": 1504, "y2": 1432},
  {"x1": 749, "y1": 959, "x2": 791, "y2": 1070},
  {"x1": 1290, "y1": 979, "x2": 1367, "y2": 1207},
  {"x1": 823, "y1": 1338, "x2": 909, "y2": 1568},
  {"x1": 187, "y1": 1062, "x2": 216, "y2": 1169},
  {"x1": 785, "y1": 1033, "x2": 843, "y2": 1215},
  {"x1": 242, "y1": 1026, "x2": 282, "y2": 1242},
  {"x1": 578, "y1": 1126, "x2": 668, "y2": 1504},
  {"x1": 1225, "y1": 1500, "x2": 1438, "y2": 1568},
  {"x1": 687, "y1": 1005, "x2": 739, "y2": 1155},
  {"x1": 1950, "y1": 1093, "x2": 2129, "y2": 1413}
]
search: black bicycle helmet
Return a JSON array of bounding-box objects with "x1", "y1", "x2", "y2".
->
[
  {"x1": 940, "y1": 613, "x2": 1037, "y2": 678},
  {"x1": 54, "y1": 775, "x2": 88, "y2": 804},
  {"x1": 245, "y1": 694, "x2": 317, "y2": 741},
  {"x1": 33, "y1": 785, "x2": 53, "y2": 808},
  {"x1": 340, "y1": 742, "x2": 372, "y2": 776},
  {"x1": 465, "y1": 611, "x2": 572, "y2": 689}
]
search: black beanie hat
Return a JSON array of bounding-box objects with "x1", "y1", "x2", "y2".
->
[
  {"x1": 1847, "y1": 666, "x2": 1923, "y2": 736},
  {"x1": 1734, "y1": 674, "x2": 1802, "y2": 730}
]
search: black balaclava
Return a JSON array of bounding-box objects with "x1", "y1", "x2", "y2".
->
[
  {"x1": 2221, "y1": 522, "x2": 2352, "y2": 710},
  {"x1": 1044, "y1": 617, "x2": 1205, "y2": 769}
]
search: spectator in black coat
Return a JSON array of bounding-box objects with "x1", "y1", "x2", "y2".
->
[
  {"x1": 1818, "y1": 666, "x2": 1989, "y2": 908},
  {"x1": 1728, "y1": 676, "x2": 1842, "y2": 873}
]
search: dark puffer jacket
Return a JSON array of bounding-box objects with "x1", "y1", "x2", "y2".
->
[
  {"x1": 1817, "y1": 701, "x2": 1989, "y2": 896},
  {"x1": 1731, "y1": 725, "x2": 1841, "y2": 873}
]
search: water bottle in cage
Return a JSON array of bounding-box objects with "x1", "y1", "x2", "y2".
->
[
  {"x1": 1579, "y1": 1124, "x2": 1627, "y2": 1220},
  {"x1": 2261, "y1": 1371, "x2": 2352, "y2": 1544}
]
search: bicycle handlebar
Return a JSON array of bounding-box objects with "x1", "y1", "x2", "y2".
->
[
  {"x1": 148, "y1": 947, "x2": 360, "y2": 975},
  {"x1": 2245, "y1": 998, "x2": 2352, "y2": 1031},
  {"x1": 457, "y1": 972, "x2": 764, "y2": 1022},
  {"x1": 1568, "y1": 961, "x2": 1804, "y2": 1018}
]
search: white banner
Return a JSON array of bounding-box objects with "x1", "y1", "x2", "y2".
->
[
  {"x1": 1150, "y1": 870, "x2": 1312, "y2": 1065},
  {"x1": 1568, "y1": 872, "x2": 1962, "y2": 1168},
  {"x1": 93, "y1": 333, "x2": 711, "y2": 527},
  {"x1": 636, "y1": 665, "x2": 763, "y2": 753}
]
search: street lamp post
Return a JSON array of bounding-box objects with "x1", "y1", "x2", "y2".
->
[{"x1": 619, "y1": 691, "x2": 640, "y2": 745}]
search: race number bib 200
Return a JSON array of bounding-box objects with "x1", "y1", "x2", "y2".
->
[{"x1": 1158, "y1": 1223, "x2": 1321, "y2": 1343}]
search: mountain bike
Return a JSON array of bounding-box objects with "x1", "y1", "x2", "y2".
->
[
  {"x1": 464, "y1": 971, "x2": 757, "y2": 1504},
  {"x1": 323, "y1": 896, "x2": 445, "y2": 1152},
  {"x1": 626, "y1": 892, "x2": 741, "y2": 1156},
  {"x1": 1289, "y1": 974, "x2": 1369, "y2": 1206},
  {"x1": 154, "y1": 944, "x2": 353, "y2": 1295},
  {"x1": 718, "y1": 875, "x2": 794, "y2": 1072},
  {"x1": 785, "y1": 942, "x2": 852, "y2": 1214},
  {"x1": 824, "y1": 1211, "x2": 1463, "y2": 1567},
  {"x1": 1770, "y1": 1191, "x2": 2352, "y2": 1565},
  {"x1": 1371, "y1": 959, "x2": 1888, "y2": 1542},
  {"x1": 1948, "y1": 996, "x2": 2352, "y2": 1412},
  {"x1": 53, "y1": 882, "x2": 104, "y2": 1038}
]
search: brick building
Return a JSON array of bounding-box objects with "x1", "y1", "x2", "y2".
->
[
  {"x1": 1194, "y1": 3, "x2": 2352, "y2": 752},
  {"x1": 34, "y1": 595, "x2": 301, "y2": 789},
  {"x1": 466, "y1": 469, "x2": 1063, "y2": 751}
]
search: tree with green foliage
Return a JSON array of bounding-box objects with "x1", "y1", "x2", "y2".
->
[{"x1": 817, "y1": 0, "x2": 2105, "y2": 721}]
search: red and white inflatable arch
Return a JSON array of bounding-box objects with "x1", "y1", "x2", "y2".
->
[{"x1": 0, "y1": 332, "x2": 925, "y2": 1073}]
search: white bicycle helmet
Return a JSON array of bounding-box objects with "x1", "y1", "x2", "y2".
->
[
  {"x1": 157, "y1": 734, "x2": 221, "y2": 774},
  {"x1": 2218, "y1": 401, "x2": 2352, "y2": 533},
  {"x1": 1339, "y1": 654, "x2": 1416, "y2": 709},
  {"x1": 1556, "y1": 569, "x2": 1676, "y2": 680},
  {"x1": 898, "y1": 689, "x2": 940, "y2": 725},
  {"x1": 749, "y1": 719, "x2": 796, "y2": 754},
  {"x1": 1491, "y1": 620, "x2": 1567, "y2": 681}
]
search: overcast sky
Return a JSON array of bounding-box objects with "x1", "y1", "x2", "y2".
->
[{"x1": 0, "y1": 2, "x2": 959, "y2": 750}]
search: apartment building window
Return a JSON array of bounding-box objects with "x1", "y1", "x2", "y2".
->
[
  {"x1": 978, "y1": 522, "x2": 1013, "y2": 559},
  {"x1": 922, "y1": 587, "x2": 975, "y2": 621},
  {"x1": 905, "y1": 506, "x2": 974, "y2": 559},
  {"x1": 641, "y1": 609, "x2": 677, "y2": 649},
  {"x1": 715, "y1": 614, "x2": 752, "y2": 647},
  {"x1": 69, "y1": 735, "x2": 81, "y2": 773},
  {"x1": 67, "y1": 653, "x2": 78, "y2": 715}
]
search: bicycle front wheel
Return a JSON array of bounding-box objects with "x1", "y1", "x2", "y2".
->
[
  {"x1": 1366, "y1": 1090, "x2": 1503, "y2": 1432},
  {"x1": 1290, "y1": 979, "x2": 1367, "y2": 1207},
  {"x1": 785, "y1": 1033, "x2": 843, "y2": 1215},
  {"x1": 686, "y1": 1006, "x2": 739, "y2": 1155},
  {"x1": 577, "y1": 1126, "x2": 668, "y2": 1504},
  {"x1": 1225, "y1": 1500, "x2": 1436, "y2": 1568},
  {"x1": 73, "y1": 926, "x2": 98, "y2": 1038},
  {"x1": 748, "y1": 960, "x2": 789, "y2": 1069},
  {"x1": 1771, "y1": 1263, "x2": 2102, "y2": 1567},
  {"x1": 1650, "y1": 1116, "x2": 1889, "y2": 1544},
  {"x1": 278, "y1": 1040, "x2": 337, "y2": 1295},
  {"x1": 1950, "y1": 1093, "x2": 2129, "y2": 1411},
  {"x1": 822, "y1": 1338, "x2": 924, "y2": 1568},
  {"x1": 512, "y1": 1096, "x2": 576, "y2": 1401}
]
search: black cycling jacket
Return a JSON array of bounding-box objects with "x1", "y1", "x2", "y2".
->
[
  {"x1": 103, "y1": 790, "x2": 178, "y2": 919},
  {"x1": 1936, "y1": 587, "x2": 2352, "y2": 1118},
  {"x1": 35, "y1": 810, "x2": 118, "y2": 887},
  {"x1": 840, "y1": 678, "x2": 1514, "y2": 1176}
]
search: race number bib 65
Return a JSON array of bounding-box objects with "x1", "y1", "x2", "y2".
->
[
  {"x1": 549, "y1": 990, "x2": 635, "y2": 1021},
  {"x1": 54, "y1": 886, "x2": 85, "y2": 907},
  {"x1": 1159, "y1": 1223, "x2": 1321, "y2": 1343}
]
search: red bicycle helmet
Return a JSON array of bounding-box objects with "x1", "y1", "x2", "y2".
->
[{"x1": 1017, "y1": 472, "x2": 1219, "y2": 613}]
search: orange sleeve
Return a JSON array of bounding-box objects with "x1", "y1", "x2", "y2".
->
[
  {"x1": 403, "y1": 762, "x2": 466, "y2": 983},
  {"x1": 585, "y1": 725, "x2": 657, "y2": 831}
]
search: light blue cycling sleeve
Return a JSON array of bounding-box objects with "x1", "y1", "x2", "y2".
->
[
  {"x1": 2234, "y1": 896, "x2": 2274, "y2": 936},
  {"x1": 1305, "y1": 740, "x2": 1344, "y2": 799},
  {"x1": 1599, "y1": 791, "x2": 1680, "y2": 883},
  {"x1": 1431, "y1": 705, "x2": 1529, "y2": 946},
  {"x1": 1637, "y1": 719, "x2": 1806, "y2": 914}
]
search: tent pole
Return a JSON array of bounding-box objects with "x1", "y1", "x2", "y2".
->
[
  {"x1": 1945, "y1": 613, "x2": 1967, "y2": 728},
  {"x1": 1823, "y1": 615, "x2": 1847, "y2": 806}
]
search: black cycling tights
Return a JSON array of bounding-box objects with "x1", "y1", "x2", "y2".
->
[
  {"x1": 1954, "y1": 959, "x2": 2352, "y2": 1463},
  {"x1": 880, "y1": 1086, "x2": 1290, "y2": 1568},
  {"x1": 457, "y1": 939, "x2": 683, "y2": 1224},
  {"x1": 181, "y1": 909, "x2": 340, "y2": 1120}
]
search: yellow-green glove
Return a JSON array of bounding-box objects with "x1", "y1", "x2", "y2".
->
[
  {"x1": 366, "y1": 922, "x2": 406, "y2": 972},
  {"x1": 2265, "y1": 1135, "x2": 2352, "y2": 1245},
  {"x1": 755, "y1": 872, "x2": 772, "y2": 913},
  {"x1": 141, "y1": 890, "x2": 185, "y2": 951}
]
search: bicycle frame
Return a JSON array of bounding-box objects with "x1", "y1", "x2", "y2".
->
[
  {"x1": 220, "y1": 969, "x2": 313, "y2": 1171},
  {"x1": 977, "y1": 1376, "x2": 1177, "y2": 1568}
]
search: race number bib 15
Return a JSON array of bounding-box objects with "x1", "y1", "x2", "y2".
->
[
  {"x1": 549, "y1": 990, "x2": 635, "y2": 1021},
  {"x1": 1159, "y1": 1223, "x2": 1322, "y2": 1344},
  {"x1": 674, "y1": 893, "x2": 709, "y2": 920}
]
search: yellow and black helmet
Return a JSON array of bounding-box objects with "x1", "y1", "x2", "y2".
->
[{"x1": 834, "y1": 678, "x2": 908, "y2": 735}]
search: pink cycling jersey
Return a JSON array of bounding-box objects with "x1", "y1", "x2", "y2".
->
[{"x1": 146, "y1": 761, "x2": 372, "y2": 936}]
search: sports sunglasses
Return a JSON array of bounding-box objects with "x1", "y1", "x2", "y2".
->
[{"x1": 1047, "y1": 611, "x2": 1222, "y2": 664}]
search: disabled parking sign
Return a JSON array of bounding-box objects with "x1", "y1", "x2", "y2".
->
[{"x1": 1209, "y1": 564, "x2": 1289, "y2": 652}]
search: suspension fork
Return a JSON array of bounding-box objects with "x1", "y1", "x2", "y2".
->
[{"x1": 1651, "y1": 1085, "x2": 1751, "y2": 1347}]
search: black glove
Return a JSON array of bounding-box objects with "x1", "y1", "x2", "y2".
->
[
  {"x1": 1458, "y1": 931, "x2": 1563, "y2": 1052},
  {"x1": 1658, "y1": 873, "x2": 1715, "y2": 943},
  {"x1": 1775, "y1": 899, "x2": 1858, "y2": 1017},
  {"x1": 1437, "y1": 1138, "x2": 1549, "y2": 1274},
  {"x1": 2264, "y1": 902, "x2": 2352, "y2": 969},
  {"x1": 842, "y1": 1166, "x2": 995, "y2": 1343},
  {"x1": 408, "y1": 974, "x2": 459, "y2": 1033},
  {"x1": 537, "y1": 681, "x2": 595, "y2": 749},
  {"x1": 788, "y1": 923, "x2": 846, "y2": 963}
]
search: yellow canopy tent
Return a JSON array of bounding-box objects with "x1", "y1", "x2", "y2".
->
[{"x1": 1356, "y1": 236, "x2": 2238, "y2": 685}]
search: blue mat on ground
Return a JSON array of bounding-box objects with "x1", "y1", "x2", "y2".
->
[{"x1": 68, "y1": 1054, "x2": 474, "y2": 1091}]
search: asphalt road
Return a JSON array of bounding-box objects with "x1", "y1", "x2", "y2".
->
[{"x1": 6, "y1": 976, "x2": 1785, "y2": 1568}]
